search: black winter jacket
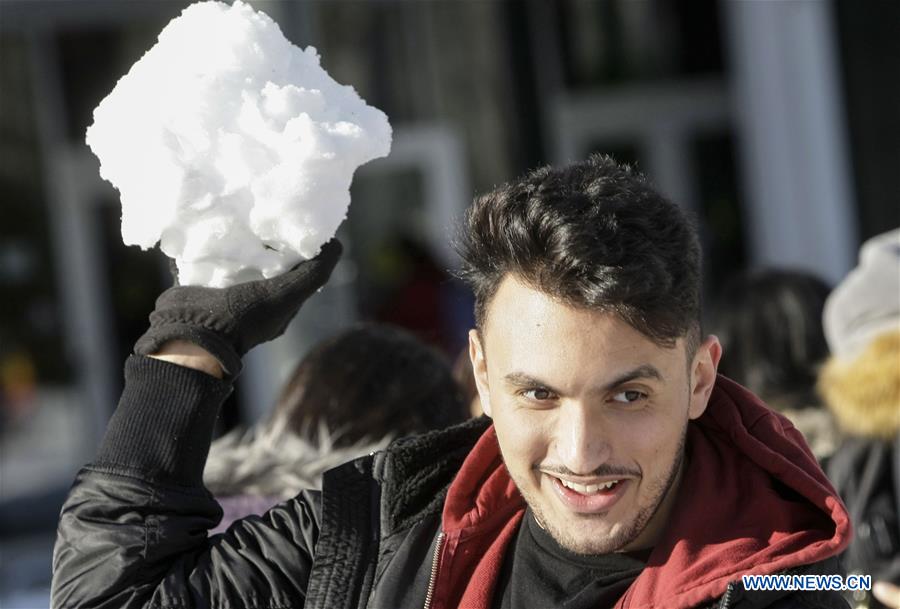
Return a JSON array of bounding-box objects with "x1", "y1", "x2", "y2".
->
[{"x1": 52, "y1": 357, "x2": 850, "y2": 609}]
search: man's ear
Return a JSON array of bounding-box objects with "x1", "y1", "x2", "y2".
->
[
  {"x1": 468, "y1": 329, "x2": 492, "y2": 417},
  {"x1": 688, "y1": 335, "x2": 722, "y2": 420}
]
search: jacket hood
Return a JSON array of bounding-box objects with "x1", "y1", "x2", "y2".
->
[
  {"x1": 204, "y1": 422, "x2": 390, "y2": 499},
  {"x1": 437, "y1": 376, "x2": 851, "y2": 609},
  {"x1": 818, "y1": 329, "x2": 900, "y2": 440}
]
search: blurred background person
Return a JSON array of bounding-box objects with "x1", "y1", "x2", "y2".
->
[
  {"x1": 712, "y1": 269, "x2": 839, "y2": 462},
  {"x1": 819, "y1": 229, "x2": 900, "y2": 609},
  {"x1": 204, "y1": 323, "x2": 468, "y2": 533}
]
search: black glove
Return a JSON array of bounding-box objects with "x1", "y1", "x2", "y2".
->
[{"x1": 134, "y1": 240, "x2": 342, "y2": 377}]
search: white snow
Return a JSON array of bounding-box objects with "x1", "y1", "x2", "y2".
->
[{"x1": 87, "y1": 0, "x2": 392, "y2": 287}]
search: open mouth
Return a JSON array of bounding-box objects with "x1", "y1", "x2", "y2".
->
[
  {"x1": 548, "y1": 475, "x2": 630, "y2": 512},
  {"x1": 557, "y1": 478, "x2": 621, "y2": 494}
]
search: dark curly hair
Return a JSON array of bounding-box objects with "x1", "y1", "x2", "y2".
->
[
  {"x1": 457, "y1": 154, "x2": 702, "y2": 352},
  {"x1": 712, "y1": 269, "x2": 831, "y2": 403},
  {"x1": 274, "y1": 323, "x2": 467, "y2": 446}
]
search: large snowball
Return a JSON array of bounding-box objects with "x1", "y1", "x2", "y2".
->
[{"x1": 87, "y1": 0, "x2": 392, "y2": 287}]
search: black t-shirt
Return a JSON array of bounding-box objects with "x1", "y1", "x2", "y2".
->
[{"x1": 493, "y1": 509, "x2": 648, "y2": 609}]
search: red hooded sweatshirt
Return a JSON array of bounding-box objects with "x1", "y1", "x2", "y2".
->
[{"x1": 428, "y1": 376, "x2": 852, "y2": 609}]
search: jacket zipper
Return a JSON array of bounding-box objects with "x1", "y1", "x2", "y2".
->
[
  {"x1": 715, "y1": 565, "x2": 810, "y2": 609},
  {"x1": 718, "y1": 581, "x2": 734, "y2": 608},
  {"x1": 423, "y1": 531, "x2": 446, "y2": 609}
]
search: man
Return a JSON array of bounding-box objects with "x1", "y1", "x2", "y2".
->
[{"x1": 52, "y1": 156, "x2": 851, "y2": 608}]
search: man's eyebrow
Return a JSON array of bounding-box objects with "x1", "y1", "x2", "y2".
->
[
  {"x1": 599, "y1": 365, "x2": 664, "y2": 392},
  {"x1": 503, "y1": 365, "x2": 663, "y2": 395},
  {"x1": 503, "y1": 372, "x2": 559, "y2": 392}
]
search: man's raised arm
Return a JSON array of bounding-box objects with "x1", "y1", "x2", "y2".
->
[{"x1": 51, "y1": 242, "x2": 341, "y2": 609}]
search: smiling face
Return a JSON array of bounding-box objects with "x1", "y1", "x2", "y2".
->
[{"x1": 470, "y1": 275, "x2": 721, "y2": 555}]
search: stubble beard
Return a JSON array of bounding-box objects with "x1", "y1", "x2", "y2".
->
[{"x1": 509, "y1": 428, "x2": 688, "y2": 556}]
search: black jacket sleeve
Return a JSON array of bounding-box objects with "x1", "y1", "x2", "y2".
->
[{"x1": 51, "y1": 356, "x2": 321, "y2": 609}]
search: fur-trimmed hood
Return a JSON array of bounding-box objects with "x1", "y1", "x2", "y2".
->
[
  {"x1": 203, "y1": 422, "x2": 391, "y2": 499},
  {"x1": 818, "y1": 329, "x2": 900, "y2": 440}
]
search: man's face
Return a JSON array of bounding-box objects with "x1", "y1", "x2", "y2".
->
[{"x1": 470, "y1": 275, "x2": 720, "y2": 555}]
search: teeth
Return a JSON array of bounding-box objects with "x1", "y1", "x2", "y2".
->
[{"x1": 559, "y1": 479, "x2": 620, "y2": 494}]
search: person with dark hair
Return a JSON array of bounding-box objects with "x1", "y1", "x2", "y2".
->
[
  {"x1": 204, "y1": 323, "x2": 467, "y2": 532},
  {"x1": 712, "y1": 269, "x2": 839, "y2": 461},
  {"x1": 52, "y1": 156, "x2": 851, "y2": 609}
]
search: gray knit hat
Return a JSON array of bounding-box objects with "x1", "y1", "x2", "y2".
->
[{"x1": 823, "y1": 228, "x2": 900, "y2": 361}]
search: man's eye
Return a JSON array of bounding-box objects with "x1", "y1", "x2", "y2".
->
[
  {"x1": 611, "y1": 389, "x2": 647, "y2": 404},
  {"x1": 523, "y1": 388, "x2": 554, "y2": 401}
]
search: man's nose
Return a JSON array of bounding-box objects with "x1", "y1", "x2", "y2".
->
[{"x1": 554, "y1": 402, "x2": 611, "y2": 475}]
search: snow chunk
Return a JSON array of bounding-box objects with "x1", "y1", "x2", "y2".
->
[{"x1": 87, "y1": 0, "x2": 391, "y2": 287}]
